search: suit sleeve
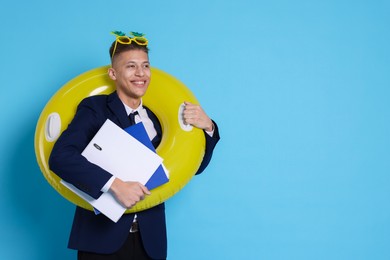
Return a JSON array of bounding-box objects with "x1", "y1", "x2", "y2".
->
[
  {"x1": 195, "y1": 120, "x2": 220, "y2": 175},
  {"x1": 49, "y1": 98, "x2": 113, "y2": 199}
]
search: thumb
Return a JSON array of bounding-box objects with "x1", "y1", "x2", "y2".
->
[{"x1": 141, "y1": 185, "x2": 151, "y2": 195}]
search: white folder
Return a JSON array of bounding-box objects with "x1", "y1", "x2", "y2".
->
[{"x1": 61, "y1": 119, "x2": 163, "y2": 222}]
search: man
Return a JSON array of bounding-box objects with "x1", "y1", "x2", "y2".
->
[{"x1": 49, "y1": 31, "x2": 220, "y2": 260}]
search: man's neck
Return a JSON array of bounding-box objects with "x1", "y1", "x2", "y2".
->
[{"x1": 117, "y1": 94, "x2": 141, "y2": 109}]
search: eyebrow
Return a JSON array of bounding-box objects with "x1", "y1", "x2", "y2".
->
[{"x1": 125, "y1": 61, "x2": 150, "y2": 65}]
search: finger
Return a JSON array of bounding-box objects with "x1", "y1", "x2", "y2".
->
[
  {"x1": 124, "y1": 199, "x2": 136, "y2": 208},
  {"x1": 140, "y1": 184, "x2": 151, "y2": 195},
  {"x1": 183, "y1": 101, "x2": 199, "y2": 111},
  {"x1": 183, "y1": 111, "x2": 194, "y2": 121},
  {"x1": 131, "y1": 182, "x2": 148, "y2": 193},
  {"x1": 183, "y1": 107, "x2": 201, "y2": 119}
]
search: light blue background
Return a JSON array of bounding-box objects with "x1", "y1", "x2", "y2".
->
[{"x1": 1, "y1": 0, "x2": 389, "y2": 259}]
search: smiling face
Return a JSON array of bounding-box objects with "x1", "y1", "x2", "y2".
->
[{"x1": 108, "y1": 49, "x2": 151, "y2": 108}]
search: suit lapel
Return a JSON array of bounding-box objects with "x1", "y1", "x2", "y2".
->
[{"x1": 107, "y1": 92, "x2": 130, "y2": 128}]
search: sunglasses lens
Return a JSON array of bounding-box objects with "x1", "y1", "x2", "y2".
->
[
  {"x1": 117, "y1": 36, "x2": 131, "y2": 44},
  {"x1": 134, "y1": 37, "x2": 148, "y2": 45}
]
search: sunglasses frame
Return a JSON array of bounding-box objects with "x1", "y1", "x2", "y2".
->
[{"x1": 111, "y1": 31, "x2": 148, "y2": 59}]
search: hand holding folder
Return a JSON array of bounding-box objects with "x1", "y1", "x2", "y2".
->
[{"x1": 61, "y1": 119, "x2": 168, "y2": 222}]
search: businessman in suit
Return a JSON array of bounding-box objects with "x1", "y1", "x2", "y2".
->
[{"x1": 49, "y1": 32, "x2": 220, "y2": 260}]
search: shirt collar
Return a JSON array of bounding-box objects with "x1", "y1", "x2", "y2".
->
[{"x1": 123, "y1": 99, "x2": 143, "y2": 116}]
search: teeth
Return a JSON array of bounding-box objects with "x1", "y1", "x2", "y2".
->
[{"x1": 133, "y1": 81, "x2": 144, "y2": 85}]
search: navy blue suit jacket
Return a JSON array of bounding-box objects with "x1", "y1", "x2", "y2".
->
[{"x1": 49, "y1": 92, "x2": 220, "y2": 259}]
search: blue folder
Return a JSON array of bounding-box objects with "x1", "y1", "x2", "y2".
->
[
  {"x1": 93, "y1": 122, "x2": 169, "y2": 215},
  {"x1": 124, "y1": 123, "x2": 169, "y2": 190}
]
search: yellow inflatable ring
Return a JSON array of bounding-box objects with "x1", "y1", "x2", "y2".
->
[{"x1": 35, "y1": 65, "x2": 205, "y2": 213}]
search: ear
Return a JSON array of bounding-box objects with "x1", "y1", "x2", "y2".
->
[{"x1": 108, "y1": 68, "x2": 116, "y2": 80}]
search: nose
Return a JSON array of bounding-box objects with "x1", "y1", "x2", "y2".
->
[{"x1": 135, "y1": 66, "x2": 145, "y2": 76}]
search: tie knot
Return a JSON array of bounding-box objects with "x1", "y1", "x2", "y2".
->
[{"x1": 128, "y1": 111, "x2": 139, "y2": 125}]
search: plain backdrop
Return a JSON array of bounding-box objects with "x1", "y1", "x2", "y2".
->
[{"x1": 0, "y1": 0, "x2": 389, "y2": 259}]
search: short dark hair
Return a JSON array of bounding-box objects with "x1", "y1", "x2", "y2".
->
[{"x1": 109, "y1": 41, "x2": 149, "y2": 63}]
